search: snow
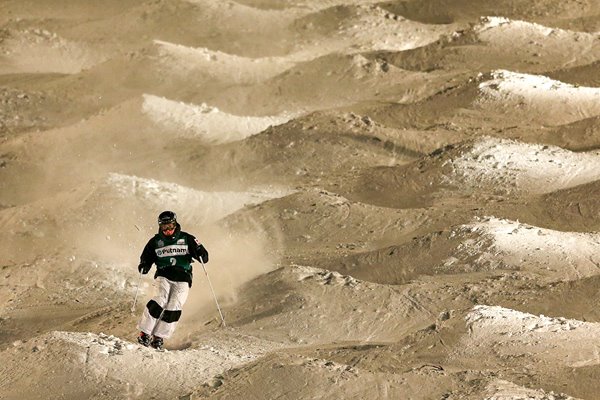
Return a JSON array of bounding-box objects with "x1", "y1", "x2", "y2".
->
[
  {"x1": 2, "y1": 330, "x2": 279, "y2": 399},
  {"x1": 0, "y1": 28, "x2": 100, "y2": 74},
  {"x1": 334, "y1": 5, "x2": 456, "y2": 52},
  {"x1": 476, "y1": 16, "x2": 555, "y2": 35},
  {"x1": 293, "y1": 264, "x2": 360, "y2": 287},
  {"x1": 465, "y1": 305, "x2": 600, "y2": 368},
  {"x1": 154, "y1": 40, "x2": 295, "y2": 83},
  {"x1": 474, "y1": 15, "x2": 600, "y2": 46},
  {"x1": 467, "y1": 305, "x2": 586, "y2": 334},
  {"x1": 107, "y1": 173, "x2": 292, "y2": 223},
  {"x1": 443, "y1": 217, "x2": 600, "y2": 281},
  {"x1": 444, "y1": 137, "x2": 600, "y2": 194},
  {"x1": 472, "y1": 16, "x2": 599, "y2": 58},
  {"x1": 3, "y1": 2, "x2": 599, "y2": 399},
  {"x1": 484, "y1": 379, "x2": 580, "y2": 400},
  {"x1": 142, "y1": 94, "x2": 295, "y2": 143},
  {"x1": 475, "y1": 70, "x2": 600, "y2": 125}
]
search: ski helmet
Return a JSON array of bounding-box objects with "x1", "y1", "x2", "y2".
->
[{"x1": 157, "y1": 211, "x2": 177, "y2": 225}]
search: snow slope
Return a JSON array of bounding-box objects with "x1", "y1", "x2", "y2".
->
[
  {"x1": 0, "y1": 330, "x2": 279, "y2": 400},
  {"x1": 142, "y1": 94, "x2": 295, "y2": 143},
  {"x1": 463, "y1": 305, "x2": 600, "y2": 368},
  {"x1": 476, "y1": 70, "x2": 600, "y2": 125}
]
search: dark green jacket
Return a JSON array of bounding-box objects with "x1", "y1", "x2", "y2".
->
[{"x1": 139, "y1": 223, "x2": 208, "y2": 287}]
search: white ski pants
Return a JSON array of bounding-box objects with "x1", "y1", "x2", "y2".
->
[{"x1": 138, "y1": 277, "x2": 190, "y2": 339}]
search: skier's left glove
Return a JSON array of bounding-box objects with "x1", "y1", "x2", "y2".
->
[
  {"x1": 196, "y1": 244, "x2": 209, "y2": 263},
  {"x1": 138, "y1": 263, "x2": 151, "y2": 274}
]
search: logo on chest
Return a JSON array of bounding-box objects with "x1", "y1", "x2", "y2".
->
[{"x1": 155, "y1": 244, "x2": 189, "y2": 257}]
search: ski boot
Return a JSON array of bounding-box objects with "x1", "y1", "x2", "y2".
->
[
  {"x1": 151, "y1": 336, "x2": 164, "y2": 351},
  {"x1": 137, "y1": 331, "x2": 151, "y2": 347}
]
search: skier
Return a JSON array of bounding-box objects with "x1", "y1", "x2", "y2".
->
[{"x1": 136, "y1": 211, "x2": 209, "y2": 350}]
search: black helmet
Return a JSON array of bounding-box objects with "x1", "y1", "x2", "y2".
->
[{"x1": 158, "y1": 211, "x2": 177, "y2": 225}]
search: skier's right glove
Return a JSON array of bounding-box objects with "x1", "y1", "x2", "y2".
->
[{"x1": 138, "y1": 263, "x2": 151, "y2": 274}]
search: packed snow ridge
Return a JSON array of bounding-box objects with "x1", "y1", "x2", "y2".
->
[
  {"x1": 107, "y1": 173, "x2": 292, "y2": 223},
  {"x1": 445, "y1": 217, "x2": 600, "y2": 280},
  {"x1": 464, "y1": 305, "x2": 600, "y2": 368},
  {"x1": 153, "y1": 40, "x2": 294, "y2": 83},
  {"x1": 142, "y1": 94, "x2": 295, "y2": 143},
  {"x1": 476, "y1": 16, "x2": 559, "y2": 35},
  {"x1": 484, "y1": 379, "x2": 580, "y2": 400},
  {"x1": 474, "y1": 15, "x2": 600, "y2": 44},
  {"x1": 0, "y1": 28, "x2": 100, "y2": 74},
  {"x1": 475, "y1": 70, "x2": 600, "y2": 125},
  {"x1": 467, "y1": 305, "x2": 587, "y2": 337},
  {"x1": 442, "y1": 137, "x2": 600, "y2": 194},
  {"x1": 331, "y1": 5, "x2": 457, "y2": 52}
]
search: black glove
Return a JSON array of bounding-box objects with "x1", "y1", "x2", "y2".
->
[
  {"x1": 197, "y1": 244, "x2": 209, "y2": 263},
  {"x1": 138, "y1": 263, "x2": 151, "y2": 274}
]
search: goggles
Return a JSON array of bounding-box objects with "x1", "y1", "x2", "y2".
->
[{"x1": 160, "y1": 223, "x2": 176, "y2": 233}]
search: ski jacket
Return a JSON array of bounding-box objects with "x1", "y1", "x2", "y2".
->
[{"x1": 139, "y1": 223, "x2": 208, "y2": 287}]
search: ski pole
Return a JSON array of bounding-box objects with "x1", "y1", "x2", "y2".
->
[
  {"x1": 199, "y1": 257, "x2": 226, "y2": 327},
  {"x1": 131, "y1": 270, "x2": 142, "y2": 313},
  {"x1": 131, "y1": 223, "x2": 144, "y2": 313}
]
